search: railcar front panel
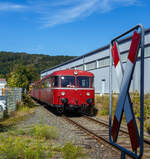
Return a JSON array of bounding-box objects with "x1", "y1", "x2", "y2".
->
[{"x1": 53, "y1": 88, "x2": 94, "y2": 106}]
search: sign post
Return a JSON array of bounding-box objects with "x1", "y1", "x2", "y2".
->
[{"x1": 109, "y1": 24, "x2": 144, "y2": 159}]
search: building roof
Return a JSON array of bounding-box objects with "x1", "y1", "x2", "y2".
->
[
  {"x1": 41, "y1": 27, "x2": 150, "y2": 74},
  {"x1": 0, "y1": 78, "x2": 6, "y2": 83}
]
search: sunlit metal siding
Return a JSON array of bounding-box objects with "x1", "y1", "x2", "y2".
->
[{"x1": 41, "y1": 28, "x2": 150, "y2": 94}]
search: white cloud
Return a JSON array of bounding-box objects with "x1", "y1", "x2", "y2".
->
[
  {"x1": 36, "y1": 0, "x2": 139, "y2": 28},
  {"x1": 0, "y1": 2, "x2": 26, "y2": 11},
  {"x1": 41, "y1": 0, "x2": 99, "y2": 27},
  {"x1": 0, "y1": 0, "x2": 140, "y2": 27}
]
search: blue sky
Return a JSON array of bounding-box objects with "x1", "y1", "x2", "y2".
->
[{"x1": 0, "y1": 0, "x2": 150, "y2": 56}]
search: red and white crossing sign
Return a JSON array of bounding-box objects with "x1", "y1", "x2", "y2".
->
[{"x1": 111, "y1": 31, "x2": 140, "y2": 151}]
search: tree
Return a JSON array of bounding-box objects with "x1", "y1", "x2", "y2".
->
[
  {"x1": 0, "y1": 74, "x2": 5, "y2": 78},
  {"x1": 7, "y1": 65, "x2": 40, "y2": 90}
]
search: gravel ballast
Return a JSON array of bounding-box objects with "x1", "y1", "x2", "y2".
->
[{"x1": 16, "y1": 106, "x2": 120, "y2": 159}]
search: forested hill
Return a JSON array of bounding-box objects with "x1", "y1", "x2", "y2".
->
[{"x1": 0, "y1": 51, "x2": 76, "y2": 77}]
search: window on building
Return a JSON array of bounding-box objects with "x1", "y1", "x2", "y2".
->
[
  {"x1": 86, "y1": 61, "x2": 96, "y2": 70},
  {"x1": 120, "y1": 53, "x2": 128, "y2": 62},
  {"x1": 98, "y1": 58, "x2": 109, "y2": 68},
  {"x1": 132, "y1": 46, "x2": 150, "y2": 58},
  {"x1": 145, "y1": 46, "x2": 150, "y2": 57},
  {"x1": 76, "y1": 65, "x2": 84, "y2": 70}
]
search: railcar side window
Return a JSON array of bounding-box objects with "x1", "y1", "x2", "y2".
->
[
  {"x1": 35, "y1": 83, "x2": 39, "y2": 89},
  {"x1": 52, "y1": 76, "x2": 59, "y2": 87},
  {"x1": 91, "y1": 77, "x2": 94, "y2": 88},
  {"x1": 77, "y1": 76, "x2": 90, "y2": 88},
  {"x1": 61, "y1": 76, "x2": 75, "y2": 88},
  {"x1": 41, "y1": 81, "x2": 46, "y2": 88}
]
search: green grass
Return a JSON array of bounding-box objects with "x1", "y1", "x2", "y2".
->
[
  {"x1": 30, "y1": 124, "x2": 58, "y2": 140},
  {"x1": 0, "y1": 115, "x2": 87, "y2": 159},
  {"x1": 0, "y1": 125, "x2": 87, "y2": 159},
  {"x1": 95, "y1": 92, "x2": 150, "y2": 135},
  {"x1": 147, "y1": 125, "x2": 150, "y2": 135},
  {"x1": 61, "y1": 142, "x2": 87, "y2": 159},
  {"x1": 95, "y1": 94, "x2": 118, "y2": 116},
  {"x1": 0, "y1": 96, "x2": 88, "y2": 159},
  {"x1": 0, "y1": 134, "x2": 53, "y2": 159},
  {"x1": 0, "y1": 106, "x2": 35, "y2": 128}
]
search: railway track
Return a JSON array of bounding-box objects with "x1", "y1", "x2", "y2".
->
[
  {"x1": 84, "y1": 116, "x2": 150, "y2": 145},
  {"x1": 36, "y1": 101, "x2": 150, "y2": 159},
  {"x1": 62, "y1": 115, "x2": 150, "y2": 159}
]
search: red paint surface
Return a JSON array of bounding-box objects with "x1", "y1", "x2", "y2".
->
[
  {"x1": 128, "y1": 119, "x2": 140, "y2": 151},
  {"x1": 42, "y1": 69, "x2": 94, "y2": 81},
  {"x1": 112, "y1": 42, "x2": 120, "y2": 67},
  {"x1": 128, "y1": 31, "x2": 140, "y2": 63},
  {"x1": 38, "y1": 88, "x2": 94, "y2": 106},
  {"x1": 53, "y1": 89, "x2": 94, "y2": 106},
  {"x1": 111, "y1": 115, "x2": 119, "y2": 142}
]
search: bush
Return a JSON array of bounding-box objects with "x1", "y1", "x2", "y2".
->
[
  {"x1": 131, "y1": 92, "x2": 150, "y2": 120},
  {"x1": 30, "y1": 124, "x2": 58, "y2": 140},
  {"x1": 147, "y1": 124, "x2": 150, "y2": 135},
  {"x1": 0, "y1": 136, "x2": 51, "y2": 159},
  {"x1": 144, "y1": 94, "x2": 150, "y2": 120},
  {"x1": 62, "y1": 142, "x2": 86, "y2": 159},
  {"x1": 0, "y1": 136, "x2": 25, "y2": 159},
  {"x1": 0, "y1": 128, "x2": 87, "y2": 159},
  {"x1": 95, "y1": 94, "x2": 118, "y2": 116},
  {"x1": 22, "y1": 93, "x2": 36, "y2": 108}
]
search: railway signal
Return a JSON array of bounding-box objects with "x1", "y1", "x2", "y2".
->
[
  {"x1": 109, "y1": 24, "x2": 144, "y2": 159},
  {"x1": 111, "y1": 32, "x2": 140, "y2": 151}
]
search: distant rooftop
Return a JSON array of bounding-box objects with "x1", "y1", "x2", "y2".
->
[{"x1": 0, "y1": 79, "x2": 6, "y2": 83}]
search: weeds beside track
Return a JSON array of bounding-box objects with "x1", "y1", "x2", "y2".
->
[{"x1": 62, "y1": 115, "x2": 150, "y2": 159}]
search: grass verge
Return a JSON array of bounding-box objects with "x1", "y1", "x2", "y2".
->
[
  {"x1": 0, "y1": 123, "x2": 87, "y2": 159},
  {"x1": 0, "y1": 106, "x2": 35, "y2": 128},
  {"x1": 0, "y1": 100, "x2": 88, "y2": 159},
  {"x1": 95, "y1": 93, "x2": 150, "y2": 135}
]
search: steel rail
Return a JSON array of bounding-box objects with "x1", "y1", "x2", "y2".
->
[
  {"x1": 83, "y1": 115, "x2": 150, "y2": 145},
  {"x1": 62, "y1": 115, "x2": 135, "y2": 158}
]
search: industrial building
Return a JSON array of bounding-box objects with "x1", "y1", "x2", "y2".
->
[{"x1": 41, "y1": 28, "x2": 150, "y2": 94}]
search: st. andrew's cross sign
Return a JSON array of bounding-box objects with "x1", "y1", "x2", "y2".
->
[{"x1": 109, "y1": 24, "x2": 144, "y2": 159}]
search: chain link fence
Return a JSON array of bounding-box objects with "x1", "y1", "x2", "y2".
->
[{"x1": 0, "y1": 88, "x2": 22, "y2": 119}]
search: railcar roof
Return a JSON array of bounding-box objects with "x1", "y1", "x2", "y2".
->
[
  {"x1": 42, "y1": 69, "x2": 94, "y2": 81},
  {"x1": 52, "y1": 69, "x2": 94, "y2": 76}
]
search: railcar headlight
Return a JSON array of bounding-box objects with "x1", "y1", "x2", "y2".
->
[
  {"x1": 86, "y1": 98, "x2": 93, "y2": 104},
  {"x1": 86, "y1": 92, "x2": 90, "y2": 96},
  {"x1": 61, "y1": 92, "x2": 65, "y2": 96}
]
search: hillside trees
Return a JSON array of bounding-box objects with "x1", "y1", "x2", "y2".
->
[
  {"x1": 7, "y1": 65, "x2": 40, "y2": 90},
  {"x1": 1, "y1": 51, "x2": 75, "y2": 90},
  {"x1": 0, "y1": 51, "x2": 75, "y2": 76}
]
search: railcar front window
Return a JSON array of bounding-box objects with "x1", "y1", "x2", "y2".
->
[
  {"x1": 61, "y1": 76, "x2": 75, "y2": 88},
  {"x1": 77, "y1": 76, "x2": 90, "y2": 88}
]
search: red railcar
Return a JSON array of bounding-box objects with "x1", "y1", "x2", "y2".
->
[
  {"x1": 30, "y1": 81, "x2": 40, "y2": 100},
  {"x1": 31, "y1": 69, "x2": 94, "y2": 113}
]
